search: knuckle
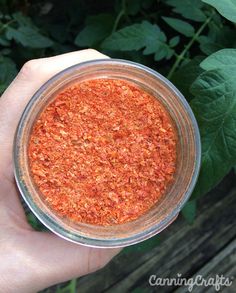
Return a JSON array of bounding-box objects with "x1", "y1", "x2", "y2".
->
[
  {"x1": 80, "y1": 48, "x2": 108, "y2": 60},
  {"x1": 83, "y1": 48, "x2": 100, "y2": 55},
  {"x1": 19, "y1": 59, "x2": 42, "y2": 79},
  {"x1": 82, "y1": 49, "x2": 105, "y2": 58}
]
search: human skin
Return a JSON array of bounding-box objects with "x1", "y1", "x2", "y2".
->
[{"x1": 0, "y1": 49, "x2": 120, "y2": 293}]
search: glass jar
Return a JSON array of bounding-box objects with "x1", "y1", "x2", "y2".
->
[{"x1": 14, "y1": 59, "x2": 201, "y2": 248}]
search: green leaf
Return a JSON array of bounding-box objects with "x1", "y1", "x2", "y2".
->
[
  {"x1": 198, "y1": 24, "x2": 236, "y2": 55},
  {"x1": 12, "y1": 12, "x2": 35, "y2": 28},
  {"x1": 162, "y1": 17, "x2": 195, "y2": 37},
  {"x1": 200, "y1": 48, "x2": 236, "y2": 70},
  {"x1": 169, "y1": 36, "x2": 180, "y2": 47},
  {"x1": 55, "y1": 279, "x2": 77, "y2": 293},
  {"x1": 202, "y1": 0, "x2": 236, "y2": 22},
  {"x1": 6, "y1": 26, "x2": 53, "y2": 48},
  {"x1": 75, "y1": 14, "x2": 114, "y2": 47},
  {"x1": 171, "y1": 56, "x2": 204, "y2": 100},
  {"x1": 190, "y1": 49, "x2": 236, "y2": 198},
  {"x1": 166, "y1": 0, "x2": 206, "y2": 22},
  {"x1": 155, "y1": 46, "x2": 174, "y2": 61},
  {"x1": 181, "y1": 200, "x2": 197, "y2": 224},
  {"x1": 0, "y1": 57, "x2": 17, "y2": 94},
  {"x1": 27, "y1": 212, "x2": 47, "y2": 231},
  {"x1": 102, "y1": 21, "x2": 171, "y2": 61},
  {"x1": 198, "y1": 36, "x2": 224, "y2": 55}
]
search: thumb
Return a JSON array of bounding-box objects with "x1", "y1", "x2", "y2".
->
[{"x1": 16, "y1": 231, "x2": 120, "y2": 292}]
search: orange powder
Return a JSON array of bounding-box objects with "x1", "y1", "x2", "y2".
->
[{"x1": 28, "y1": 79, "x2": 177, "y2": 225}]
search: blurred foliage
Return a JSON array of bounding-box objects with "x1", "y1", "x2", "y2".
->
[{"x1": 0, "y1": 0, "x2": 234, "y2": 93}]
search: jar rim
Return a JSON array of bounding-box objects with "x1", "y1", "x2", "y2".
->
[{"x1": 14, "y1": 58, "x2": 201, "y2": 248}]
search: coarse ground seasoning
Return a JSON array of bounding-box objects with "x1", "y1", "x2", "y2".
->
[{"x1": 28, "y1": 78, "x2": 177, "y2": 225}]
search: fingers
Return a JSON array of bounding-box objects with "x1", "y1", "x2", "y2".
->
[
  {"x1": 0, "y1": 49, "x2": 108, "y2": 174},
  {"x1": 14, "y1": 231, "x2": 120, "y2": 292},
  {"x1": 0, "y1": 50, "x2": 120, "y2": 293}
]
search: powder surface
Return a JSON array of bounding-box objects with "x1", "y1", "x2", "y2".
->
[{"x1": 28, "y1": 78, "x2": 177, "y2": 225}]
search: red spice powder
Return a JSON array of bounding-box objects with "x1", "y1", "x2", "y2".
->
[{"x1": 28, "y1": 78, "x2": 177, "y2": 225}]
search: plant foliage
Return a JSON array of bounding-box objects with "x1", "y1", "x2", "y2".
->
[
  {"x1": 202, "y1": 0, "x2": 236, "y2": 22},
  {"x1": 190, "y1": 49, "x2": 236, "y2": 198}
]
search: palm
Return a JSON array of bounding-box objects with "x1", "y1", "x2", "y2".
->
[{"x1": 0, "y1": 50, "x2": 120, "y2": 293}]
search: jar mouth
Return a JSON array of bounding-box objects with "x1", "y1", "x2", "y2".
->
[{"x1": 14, "y1": 58, "x2": 201, "y2": 248}]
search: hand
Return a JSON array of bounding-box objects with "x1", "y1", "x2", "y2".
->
[{"x1": 0, "y1": 49, "x2": 120, "y2": 293}]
